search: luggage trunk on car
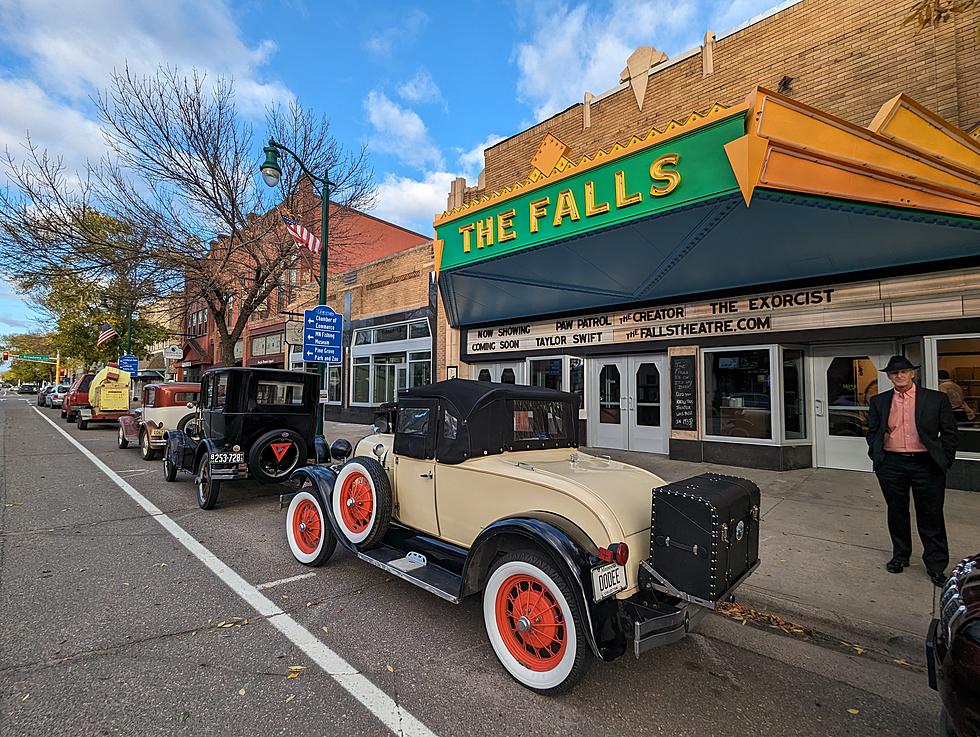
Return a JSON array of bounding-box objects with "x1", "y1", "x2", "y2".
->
[{"x1": 648, "y1": 473, "x2": 760, "y2": 605}]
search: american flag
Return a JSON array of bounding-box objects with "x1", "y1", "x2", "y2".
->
[
  {"x1": 96, "y1": 322, "x2": 118, "y2": 347},
  {"x1": 280, "y1": 208, "x2": 321, "y2": 255}
]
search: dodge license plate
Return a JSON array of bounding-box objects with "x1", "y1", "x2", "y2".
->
[
  {"x1": 591, "y1": 562, "x2": 627, "y2": 602},
  {"x1": 209, "y1": 452, "x2": 244, "y2": 464}
]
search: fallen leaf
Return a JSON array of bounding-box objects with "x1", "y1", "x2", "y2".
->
[
  {"x1": 287, "y1": 672, "x2": 300, "y2": 680},
  {"x1": 847, "y1": 708, "x2": 860, "y2": 716},
  {"x1": 288, "y1": 665, "x2": 306, "y2": 671},
  {"x1": 281, "y1": 594, "x2": 289, "y2": 600},
  {"x1": 21, "y1": 694, "x2": 30, "y2": 701},
  {"x1": 179, "y1": 711, "x2": 189, "y2": 722},
  {"x1": 285, "y1": 695, "x2": 295, "y2": 704},
  {"x1": 386, "y1": 664, "x2": 394, "y2": 673},
  {"x1": 158, "y1": 563, "x2": 168, "y2": 568},
  {"x1": 215, "y1": 621, "x2": 226, "y2": 628},
  {"x1": 238, "y1": 688, "x2": 246, "y2": 696},
  {"x1": 850, "y1": 645, "x2": 865, "y2": 655},
  {"x1": 894, "y1": 658, "x2": 911, "y2": 667},
  {"x1": 321, "y1": 626, "x2": 329, "y2": 635},
  {"x1": 306, "y1": 601, "x2": 312, "y2": 608}
]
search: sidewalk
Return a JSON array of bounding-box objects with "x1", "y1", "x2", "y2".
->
[{"x1": 323, "y1": 421, "x2": 978, "y2": 656}]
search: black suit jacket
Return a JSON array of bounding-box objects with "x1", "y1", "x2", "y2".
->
[{"x1": 866, "y1": 386, "x2": 958, "y2": 471}]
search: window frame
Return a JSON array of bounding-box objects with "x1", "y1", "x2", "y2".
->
[
  {"x1": 701, "y1": 344, "x2": 781, "y2": 446},
  {"x1": 924, "y1": 333, "x2": 980, "y2": 461},
  {"x1": 350, "y1": 318, "x2": 432, "y2": 407}
]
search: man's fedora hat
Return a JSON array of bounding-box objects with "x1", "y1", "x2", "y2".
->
[{"x1": 880, "y1": 355, "x2": 920, "y2": 373}]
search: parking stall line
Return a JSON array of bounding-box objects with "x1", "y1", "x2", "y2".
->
[
  {"x1": 255, "y1": 572, "x2": 317, "y2": 590},
  {"x1": 29, "y1": 406, "x2": 439, "y2": 737}
]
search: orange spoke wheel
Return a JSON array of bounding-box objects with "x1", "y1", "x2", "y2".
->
[
  {"x1": 494, "y1": 574, "x2": 567, "y2": 671},
  {"x1": 291, "y1": 499, "x2": 322, "y2": 555},
  {"x1": 338, "y1": 472, "x2": 374, "y2": 534}
]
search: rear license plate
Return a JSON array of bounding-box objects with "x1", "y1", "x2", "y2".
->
[
  {"x1": 209, "y1": 452, "x2": 244, "y2": 464},
  {"x1": 591, "y1": 562, "x2": 627, "y2": 602},
  {"x1": 150, "y1": 429, "x2": 165, "y2": 437}
]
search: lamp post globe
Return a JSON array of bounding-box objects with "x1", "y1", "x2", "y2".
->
[{"x1": 260, "y1": 142, "x2": 282, "y2": 188}]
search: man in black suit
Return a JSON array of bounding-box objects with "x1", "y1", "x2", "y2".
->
[{"x1": 867, "y1": 356, "x2": 958, "y2": 586}]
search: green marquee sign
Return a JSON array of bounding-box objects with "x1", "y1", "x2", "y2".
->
[{"x1": 435, "y1": 112, "x2": 746, "y2": 273}]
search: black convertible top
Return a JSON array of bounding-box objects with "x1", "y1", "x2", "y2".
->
[
  {"x1": 399, "y1": 379, "x2": 576, "y2": 421},
  {"x1": 395, "y1": 379, "x2": 580, "y2": 463}
]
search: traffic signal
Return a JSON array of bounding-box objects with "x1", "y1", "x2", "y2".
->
[{"x1": 2, "y1": 351, "x2": 8, "y2": 361}]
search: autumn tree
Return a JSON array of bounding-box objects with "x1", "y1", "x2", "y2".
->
[
  {"x1": 0, "y1": 66, "x2": 376, "y2": 367},
  {"x1": 905, "y1": 0, "x2": 979, "y2": 38},
  {"x1": 0, "y1": 332, "x2": 58, "y2": 384}
]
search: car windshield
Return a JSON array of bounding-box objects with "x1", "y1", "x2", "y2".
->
[{"x1": 78, "y1": 376, "x2": 94, "y2": 392}]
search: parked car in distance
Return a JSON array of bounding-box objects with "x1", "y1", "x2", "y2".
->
[
  {"x1": 63, "y1": 373, "x2": 95, "y2": 421},
  {"x1": 281, "y1": 379, "x2": 761, "y2": 694},
  {"x1": 17, "y1": 383, "x2": 39, "y2": 395},
  {"x1": 49, "y1": 384, "x2": 70, "y2": 408},
  {"x1": 163, "y1": 368, "x2": 323, "y2": 510},
  {"x1": 36, "y1": 385, "x2": 53, "y2": 406},
  {"x1": 118, "y1": 382, "x2": 201, "y2": 460},
  {"x1": 928, "y1": 553, "x2": 980, "y2": 737}
]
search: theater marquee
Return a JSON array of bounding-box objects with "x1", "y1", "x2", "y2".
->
[{"x1": 463, "y1": 268, "x2": 980, "y2": 358}]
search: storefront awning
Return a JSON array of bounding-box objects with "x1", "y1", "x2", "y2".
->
[{"x1": 435, "y1": 88, "x2": 980, "y2": 327}]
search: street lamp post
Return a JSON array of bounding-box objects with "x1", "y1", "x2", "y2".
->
[{"x1": 260, "y1": 139, "x2": 329, "y2": 434}]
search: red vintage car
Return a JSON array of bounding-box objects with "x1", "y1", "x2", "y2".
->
[{"x1": 62, "y1": 373, "x2": 95, "y2": 423}]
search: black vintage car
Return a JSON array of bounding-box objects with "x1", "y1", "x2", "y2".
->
[{"x1": 163, "y1": 367, "x2": 324, "y2": 509}]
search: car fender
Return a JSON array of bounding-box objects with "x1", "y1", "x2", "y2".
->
[
  {"x1": 118, "y1": 415, "x2": 140, "y2": 444},
  {"x1": 163, "y1": 429, "x2": 199, "y2": 472},
  {"x1": 288, "y1": 466, "x2": 353, "y2": 554},
  {"x1": 462, "y1": 512, "x2": 625, "y2": 661}
]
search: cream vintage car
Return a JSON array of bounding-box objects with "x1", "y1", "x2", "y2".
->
[
  {"x1": 118, "y1": 382, "x2": 201, "y2": 460},
  {"x1": 282, "y1": 379, "x2": 760, "y2": 693}
]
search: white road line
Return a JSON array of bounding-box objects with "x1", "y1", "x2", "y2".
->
[
  {"x1": 255, "y1": 572, "x2": 317, "y2": 590},
  {"x1": 29, "y1": 406, "x2": 437, "y2": 737}
]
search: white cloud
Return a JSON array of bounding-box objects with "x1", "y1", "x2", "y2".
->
[
  {"x1": 457, "y1": 133, "x2": 506, "y2": 180},
  {"x1": 398, "y1": 68, "x2": 444, "y2": 106},
  {"x1": 708, "y1": 0, "x2": 791, "y2": 36},
  {"x1": 0, "y1": 0, "x2": 292, "y2": 117},
  {"x1": 372, "y1": 170, "x2": 458, "y2": 235},
  {"x1": 513, "y1": 1, "x2": 697, "y2": 121},
  {"x1": 364, "y1": 91, "x2": 444, "y2": 170},
  {"x1": 363, "y1": 9, "x2": 429, "y2": 57}
]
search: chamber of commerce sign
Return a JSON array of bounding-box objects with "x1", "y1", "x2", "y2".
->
[
  {"x1": 464, "y1": 268, "x2": 980, "y2": 357},
  {"x1": 434, "y1": 112, "x2": 744, "y2": 273}
]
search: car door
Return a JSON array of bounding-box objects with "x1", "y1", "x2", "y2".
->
[{"x1": 391, "y1": 400, "x2": 439, "y2": 535}]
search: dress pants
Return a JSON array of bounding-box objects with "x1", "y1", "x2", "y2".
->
[{"x1": 875, "y1": 452, "x2": 949, "y2": 573}]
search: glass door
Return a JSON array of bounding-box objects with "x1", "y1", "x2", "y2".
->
[
  {"x1": 589, "y1": 357, "x2": 628, "y2": 449},
  {"x1": 813, "y1": 345, "x2": 892, "y2": 471},
  {"x1": 627, "y1": 355, "x2": 668, "y2": 453}
]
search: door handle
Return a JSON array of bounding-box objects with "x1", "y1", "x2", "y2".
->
[
  {"x1": 419, "y1": 471, "x2": 433, "y2": 479},
  {"x1": 815, "y1": 399, "x2": 824, "y2": 417}
]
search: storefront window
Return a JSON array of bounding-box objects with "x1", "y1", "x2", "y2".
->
[
  {"x1": 326, "y1": 365, "x2": 341, "y2": 403},
  {"x1": 705, "y1": 349, "x2": 772, "y2": 439},
  {"x1": 569, "y1": 358, "x2": 584, "y2": 407},
  {"x1": 410, "y1": 351, "x2": 431, "y2": 388},
  {"x1": 529, "y1": 358, "x2": 563, "y2": 390},
  {"x1": 599, "y1": 364, "x2": 621, "y2": 424},
  {"x1": 372, "y1": 352, "x2": 405, "y2": 404},
  {"x1": 409, "y1": 321, "x2": 430, "y2": 339},
  {"x1": 353, "y1": 357, "x2": 370, "y2": 403},
  {"x1": 826, "y1": 356, "x2": 876, "y2": 437},
  {"x1": 635, "y1": 362, "x2": 660, "y2": 427},
  {"x1": 935, "y1": 337, "x2": 980, "y2": 454},
  {"x1": 782, "y1": 349, "x2": 806, "y2": 440}
]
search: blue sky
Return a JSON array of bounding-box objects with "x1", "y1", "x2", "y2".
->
[{"x1": 0, "y1": 0, "x2": 783, "y2": 334}]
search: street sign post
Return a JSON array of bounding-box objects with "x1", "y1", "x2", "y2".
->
[
  {"x1": 118, "y1": 354, "x2": 138, "y2": 374},
  {"x1": 302, "y1": 305, "x2": 342, "y2": 364},
  {"x1": 18, "y1": 354, "x2": 53, "y2": 362}
]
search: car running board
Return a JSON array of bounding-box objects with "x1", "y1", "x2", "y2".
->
[{"x1": 357, "y1": 544, "x2": 462, "y2": 604}]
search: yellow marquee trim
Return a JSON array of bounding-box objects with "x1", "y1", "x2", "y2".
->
[{"x1": 432, "y1": 101, "x2": 742, "y2": 227}]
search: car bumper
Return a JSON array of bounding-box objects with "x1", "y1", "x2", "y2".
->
[
  {"x1": 207, "y1": 463, "x2": 251, "y2": 481},
  {"x1": 51, "y1": 399, "x2": 63, "y2": 407},
  {"x1": 628, "y1": 599, "x2": 707, "y2": 657},
  {"x1": 927, "y1": 617, "x2": 939, "y2": 690}
]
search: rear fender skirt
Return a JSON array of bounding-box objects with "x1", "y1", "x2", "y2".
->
[
  {"x1": 288, "y1": 466, "x2": 355, "y2": 554},
  {"x1": 462, "y1": 513, "x2": 625, "y2": 661}
]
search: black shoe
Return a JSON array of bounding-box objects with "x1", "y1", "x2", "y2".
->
[
  {"x1": 885, "y1": 558, "x2": 909, "y2": 573},
  {"x1": 928, "y1": 569, "x2": 947, "y2": 587}
]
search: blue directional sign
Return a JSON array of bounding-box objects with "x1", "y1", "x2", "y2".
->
[
  {"x1": 117, "y1": 353, "x2": 138, "y2": 374},
  {"x1": 302, "y1": 305, "x2": 343, "y2": 363}
]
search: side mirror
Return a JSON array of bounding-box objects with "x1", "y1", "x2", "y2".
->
[{"x1": 186, "y1": 402, "x2": 196, "y2": 409}]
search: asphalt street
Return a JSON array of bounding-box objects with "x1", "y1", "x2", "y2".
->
[{"x1": 0, "y1": 393, "x2": 942, "y2": 736}]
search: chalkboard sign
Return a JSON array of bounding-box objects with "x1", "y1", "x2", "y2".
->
[{"x1": 670, "y1": 355, "x2": 697, "y2": 431}]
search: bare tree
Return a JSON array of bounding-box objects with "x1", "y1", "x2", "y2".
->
[{"x1": 0, "y1": 65, "x2": 376, "y2": 367}]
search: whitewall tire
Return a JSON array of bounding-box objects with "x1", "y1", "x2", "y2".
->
[
  {"x1": 286, "y1": 489, "x2": 336, "y2": 566},
  {"x1": 331, "y1": 457, "x2": 391, "y2": 549},
  {"x1": 483, "y1": 552, "x2": 591, "y2": 694}
]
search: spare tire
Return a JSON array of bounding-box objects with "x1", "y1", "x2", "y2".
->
[
  {"x1": 332, "y1": 456, "x2": 392, "y2": 549},
  {"x1": 176, "y1": 412, "x2": 203, "y2": 442},
  {"x1": 247, "y1": 429, "x2": 308, "y2": 484}
]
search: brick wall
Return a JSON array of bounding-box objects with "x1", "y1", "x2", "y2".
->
[{"x1": 473, "y1": 0, "x2": 980, "y2": 198}]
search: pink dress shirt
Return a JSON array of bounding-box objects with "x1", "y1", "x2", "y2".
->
[{"x1": 883, "y1": 383, "x2": 929, "y2": 453}]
